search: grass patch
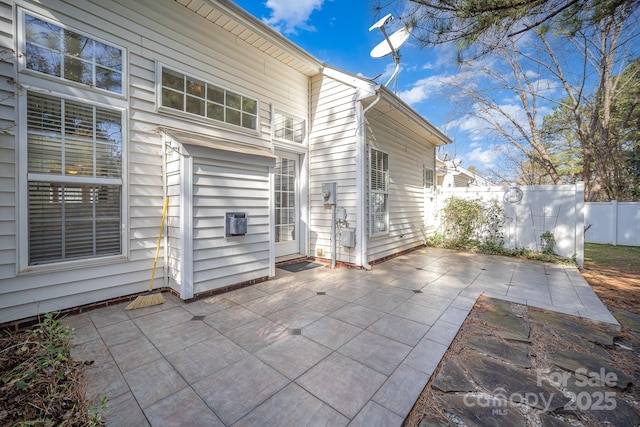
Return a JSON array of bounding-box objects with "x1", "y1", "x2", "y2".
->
[{"x1": 584, "y1": 243, "x2": 640, "y2": 273}]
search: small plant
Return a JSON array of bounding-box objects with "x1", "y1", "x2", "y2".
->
[
  {"x1": 0, "y1": 313, "x2": 106, "y2": 425},
  {"x1": 540, "y1": 231, "x2": 556, "y2": 255}
]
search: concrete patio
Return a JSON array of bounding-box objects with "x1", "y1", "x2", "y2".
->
[{"x1": 63, "y1": 247, "x2": 619, "y2": 426}]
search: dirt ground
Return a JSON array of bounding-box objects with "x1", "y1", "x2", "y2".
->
[{"x1": 582, "y1": 264, "x2": 640, "y2": 315}]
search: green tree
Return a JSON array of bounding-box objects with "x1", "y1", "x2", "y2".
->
[
  {"x1": 541, "y1": 103, "x2": 583, "y2": 184},
  {"x1": 378, "y1": 0, "x2": 640, "y2": 57}
]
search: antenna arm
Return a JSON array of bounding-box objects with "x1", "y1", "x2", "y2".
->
[
  {"x1": 378, "y1": 26, "x2": 398, "y2": 60},
  {"x1": 385, "y1": 63, "x2": 400, "y2": 88}
]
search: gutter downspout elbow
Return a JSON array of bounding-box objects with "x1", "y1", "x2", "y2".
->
[{"x1": 356, "y1": 88, "x2": 381, "y2": 271}]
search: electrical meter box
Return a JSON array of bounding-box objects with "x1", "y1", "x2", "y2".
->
[
  {"x1": 321, "y1": 182, "x2": 336, "y2": 205},
  {"x1": 226, "y1": 212, "x2": 247, "y2": 237}
]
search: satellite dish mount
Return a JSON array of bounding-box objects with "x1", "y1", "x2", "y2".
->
[{"x1": 369, "y1": 13, "x2": 412, "y2": 92}]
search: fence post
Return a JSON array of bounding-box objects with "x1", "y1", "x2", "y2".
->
[
  {"x1": 575, "y1": 182, "x2": 584, "y2": 268},
  {"x1": 611, "y1": 200, "x2": 618, "y2": 246}
]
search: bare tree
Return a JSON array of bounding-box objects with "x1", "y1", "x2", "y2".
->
[{"x1": 397, "y1": 0, "x2": 639, "y2": 199}]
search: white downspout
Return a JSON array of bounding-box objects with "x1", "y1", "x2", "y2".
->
[{"x1": 356, "y1": 87, "x2": 381, "y2": 270}]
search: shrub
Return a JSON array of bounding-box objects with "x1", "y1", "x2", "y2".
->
[{"x1": 435, "y1": 197, "x2": 505, "y2": 251}]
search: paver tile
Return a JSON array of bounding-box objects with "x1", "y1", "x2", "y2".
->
[
  {"x1": 303, "y1": 316, "x2": 363, "y2": 350},
  {"x1": 296, "y1": 352, "x2": 387, "y2": 419},
  {"x1": 330, "y1": 303, "x2": 385, "y2": 329},
  {"x1": 236, "y1": 383, "x2": 348, "y2": 427},
  {"x1": 367, "y1": 314, "x2": 429, "y2": 346},
  {"x1": 144, "y1": 387, "x2": 223, "y2": 426},
  {"x1": 338, "y1": 330, "x2": 411, "y2": 375},
  {"x1": 193, "y1": 355, "x2": 288, "y2": 425},
  {"x1": 124, "y1": 357, "x2": 188, "y2": 409},
  {"x1": 222, "y1": 317, "x2": 288, "y2": 353},
  {"x1": 165, "y1": 334, "x2": 249, "y2": 384},
  {"x1": 255, "y1": 335, "x2": 332, "y2": 379}
]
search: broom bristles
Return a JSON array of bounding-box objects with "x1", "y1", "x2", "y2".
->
[{"x1": 125, "y1": 292, "x2": 165, "y2": 310}]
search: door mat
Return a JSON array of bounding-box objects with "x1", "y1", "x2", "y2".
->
[{"x1": 278, "y1": 261, "x2": 323, "y2": 273}]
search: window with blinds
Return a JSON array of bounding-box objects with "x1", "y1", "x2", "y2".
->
[
  {"x1": 273, "y1": 112, "x2": 304, "y2": 143},
  {"x1": 26, "y1": 92, "x2": 122, "y2": 265},
  {"x1": 370, "y1": 148, "x2": 389, "y2": 235}
]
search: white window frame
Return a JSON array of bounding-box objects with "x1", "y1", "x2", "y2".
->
[
  {"x1": 424, "y1": 166, "x2": 435, "y2": 192},
  {"x1": 369, "y1": 147, "x2": 389, "y2": 236},
  {"x1": 157, "y1": 64, "x2": 259, "y2": 132},
  {"x1": 17, "y1": 8, "x2": 126, "y2": 98},
  {"x1": 17, "y1": 9, "x2": 128, "y2": 272},
  {"x1": 272, "y1": 109, "x2": 306, "y2": 145}
]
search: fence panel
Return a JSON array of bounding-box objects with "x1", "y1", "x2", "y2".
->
[
  {"x1": 436, "y1": 184, "x2": 584, "y2": 266},
  {"x1": 585, "y1": 201, "x2": 640, "y2": 246}
]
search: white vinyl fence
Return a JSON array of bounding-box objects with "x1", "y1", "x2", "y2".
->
[
  {"x1": 584, "y1": 201, "x2": 640, "y2": 246},
  {"x1": 436, "y1": 184, "x2": 585, "y2": 267}
]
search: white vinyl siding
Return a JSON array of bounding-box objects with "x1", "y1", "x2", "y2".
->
[
  {"x1": 191, "y1": 153, "x2": 272, "y2": 294},
  {"x1": 309, "y1": 74, "x2": 358, "y2": 265},
  {"x1": 366, "y1": 112, "x2": 435, "y2": 262}
]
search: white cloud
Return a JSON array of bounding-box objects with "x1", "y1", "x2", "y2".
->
[
  {"x1": 396, "y1": 73, "x2": 455, "y2": 104},
  {"x1": 262, "y1": 0, "x2": 325, "y2": 34},
  {"x1": 466, "y1": 144, "x2": 509, "y2": 170}
]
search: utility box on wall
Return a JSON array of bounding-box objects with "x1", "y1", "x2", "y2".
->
[
  {"x1": 340, "y1": 228, "x2": 356, "y2": 248},
  {"x1": 226, "y1": 212, "x2": 247, "y2": 237}
]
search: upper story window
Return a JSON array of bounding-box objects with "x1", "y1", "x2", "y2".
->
[
  {"x1": 273, "y1": 111, "x2": 304, "y2": 143},
  {"x1": 370, "y1": 148, "x2": 389, "y2": 236},
  {"x1": 160, "y1": 67, "x2": 258, "y2": 130},
  {"x1": 23, "y1": 13, "x2": 123, "y2": 94}
]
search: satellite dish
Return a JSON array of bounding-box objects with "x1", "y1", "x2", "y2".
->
[
  {"x1": 370, "y1": 26, "x2": 412, "y2": 58},
  {"x1": 438, "y1": 153, "x2": 452, "y2": 161},
  {"x1": 368, "y1": 15, "x2": 413, "y2": 92}
]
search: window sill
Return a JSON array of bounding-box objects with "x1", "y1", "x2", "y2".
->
[
  {"x1": 157, "y1": 106, "x2": 261, "y2": 138},
  {"x1": 18, "y1": 255, "x2": 128, "y2": 276}
]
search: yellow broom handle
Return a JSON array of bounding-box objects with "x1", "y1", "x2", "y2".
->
[{"x1": 149, "y1": 196, "x2": 169, "y2": 291}]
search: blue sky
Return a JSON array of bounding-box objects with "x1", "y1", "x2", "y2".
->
[{"x1": 233, "y1": 0, "x2": 482, "y2": 168}]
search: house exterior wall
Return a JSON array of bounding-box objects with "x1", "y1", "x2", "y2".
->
[
  {"x1": 0, "y1": 0, "x2": 312, "y2": 323},
  {"x1": 308, "y1": 70, "x2": 443, "y2": 267},
  {"x1": 366, "y1": 108, "x2": 437, "y2": 262},
  {"x1": 309, "y1": 73, "x2": 359, "y2": 265},
  {"x1": 188, "y1": 148, "x2": 273, "y2": 295}
]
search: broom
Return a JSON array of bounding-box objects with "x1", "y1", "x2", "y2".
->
[{"x1": 126, "y1": 196, "x2": 169, "y2": 310}]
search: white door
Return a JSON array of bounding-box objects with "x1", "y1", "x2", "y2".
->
[{"x1": 274, "y1": 154, "x2": 300, "y2": 257}]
